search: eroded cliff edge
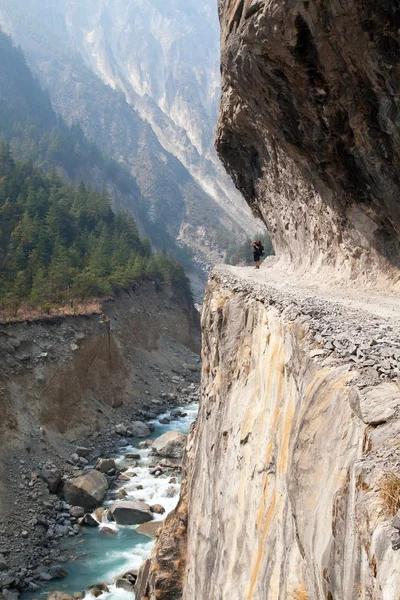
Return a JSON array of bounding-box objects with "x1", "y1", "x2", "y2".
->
[
  {"x1": 137, "y1": 267, "x2": 400, "y2": 599},
  {"x1": 216, "y1": 0, "x2": 400, "y2": 287},
  {"x1": 0, "y1": 281, "x2": 200, "y2": 565}
]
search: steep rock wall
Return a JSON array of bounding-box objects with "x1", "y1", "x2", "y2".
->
[
  {"x1": 183, "y1": 279, "x2": 400, "y2": 599},
  {"x1": 137, "y1": 271, "x2": 400, "y2": 600},
  {"x1": 216, "y1": 0, "x2": 400, "y2": 287}
]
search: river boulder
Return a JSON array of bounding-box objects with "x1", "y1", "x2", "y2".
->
[
  {"x1": 151, "y1": 430, "x2": 186, "y2": 459},
  {"x1": 130, "y1": 421, "x2": 151, "y2": 438},
  {"x1": 64, "y1": 471, "x2": 108, "y2": 511},
  {"x1": 96, "y1": 458, "x2": 116, "y2": 474},
  {"x1": 110, "y1": 501, "x2": 153, "y2": 525},
  {"x1": 136, "y1": 520, "x2": 163, "y2": 539}
]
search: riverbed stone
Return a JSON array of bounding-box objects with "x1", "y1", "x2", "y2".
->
[
  {"x1": 100, "y1": 526, "x2": 117, "y2": 536},
  {"x1": 151, "y1": 430, "x2": 186, "y2": 459},
  {"x1": 48, "y1": 566, "x2": 68, "y2": 580},
  {"x1": 138, "y1": 440, "x2": 153, "y2": 448},
  {"x1": 115, "y1": 578, "x2": 134, "y2": 592},
  {"x1": 130, "y1": 422, "x2": 151, "y2": 438},
  {"x1": 78, "y1": 514, "x2": 99, "y2": 527},
  {"x1": 69, "y1": 506, "x2": 85, "y2": 519},
  {"x1": 136, "y1": 520, "x2": 163, "y2": 539},
  {"x1": 150, "y1": 504, "x2": 166, "y2": 514},
  {"x1": 47, "y1": 594, "x2": 74, "y2": 600},
  {"x1": 158, "y1": 457, "x2": 181, "y2": 469},
  {"x1": 75, "y1": 447, "x2": 90, "y2": 458},
  {"x1": 64, "y1": 471, "x2": 108, "y2": 511},
  {"x1": 96, "y1": 458, "x2": 116, "y2": 474},
  {"x1": 115, "y1": 424, "x2": 127, "y2": 436},
  {"x1": 110, "y1": 501, "x2": 153, "y2": 525},
  {"x1": 88, "y1": 584, "x2": 109, "y2": 598}
]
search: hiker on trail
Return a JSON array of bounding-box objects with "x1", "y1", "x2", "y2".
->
[{"x1": 251, "y1": 240, "x2": 264, "y2": 269}]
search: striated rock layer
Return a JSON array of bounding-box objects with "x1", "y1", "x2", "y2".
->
[
  {"x1": 137, "y1": 270, "x2": 400, "y2": 600},
  {"x1": 216, "y1": 0, "x2": 400, "y2": 288},
  {"x1": 182, "y1": 275, "x2": 400, "y2": 600}
]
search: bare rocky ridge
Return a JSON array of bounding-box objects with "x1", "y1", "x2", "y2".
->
[{"x1": 216, "y1": 0, "x2": 400, "y2": 288}]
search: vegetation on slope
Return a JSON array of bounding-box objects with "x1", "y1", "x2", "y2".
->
[
  {"x1": 0, "y1": 144, "x2": 190, "y2": 320},
  {"x1": 0, "y1": 29, "x2": 196, "y2": 273}
]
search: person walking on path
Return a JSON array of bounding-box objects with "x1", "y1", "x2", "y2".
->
[{"x1": 251, "y1": 240, "x2": 264, "y2": 269}]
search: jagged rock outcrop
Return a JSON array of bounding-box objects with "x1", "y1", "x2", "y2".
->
[{"x1": 216, "y1": 0, "x2": 400, "y2": 287}]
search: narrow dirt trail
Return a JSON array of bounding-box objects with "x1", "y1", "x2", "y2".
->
[{"x1": 220, "y1": 261, "x2": 400, "y2": 325}]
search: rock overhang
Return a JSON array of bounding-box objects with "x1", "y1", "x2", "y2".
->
[{"x1": 216, "y1": 0, "x2": 400, "y2": 287}]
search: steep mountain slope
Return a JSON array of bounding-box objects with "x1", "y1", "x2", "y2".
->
[
  {"x1": 0, "y1": 0, "x2": 260, "y2": 262},
  {"x1": 52, "y1": 0, "x2": 253, "y2": 231},
  {"x1": 0, "y1": 28, "x2": 147, "y2": 236}
]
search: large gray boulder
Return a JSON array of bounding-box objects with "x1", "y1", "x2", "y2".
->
[
  {"x1": 151, "y1": 430, "x2": 187, "y2": 459},
  {"x1": 110, "y1": 501, "x2": 153, "y2": 525},
  {"x1": 96, "y1": 458, "x2": 116, "y2": 474},
  {"x1": 130, "y1": 421, "x2": 151, "y2": 438},
  {"x1": 64, "y1": 471, "x2": 108, "y2": 511}
]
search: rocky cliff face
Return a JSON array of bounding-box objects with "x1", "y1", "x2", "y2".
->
[
  {"x1": 135, "y1": 5, "x2": 400, "y2": 599},
  {"x1": 216, "y1": 0, "x2": 400, "y2": 287},
  {"x1": 184, "y1": 272, "x2": 400, "y2": 600},
  {"x1": 138, "y1": 267, "x2": 400, "y2": 600}
]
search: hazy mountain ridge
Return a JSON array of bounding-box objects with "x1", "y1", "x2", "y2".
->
[
  {"x1": 60, "y1": 0, "x2": 247, "y2": 224},
  {"x1": 0, "y1": 0, "x2": 260, "y2": 266}
]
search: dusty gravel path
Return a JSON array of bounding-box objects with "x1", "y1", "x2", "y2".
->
[{"x1": 217, "y1": 260, "x2": 400, "y2": 325}]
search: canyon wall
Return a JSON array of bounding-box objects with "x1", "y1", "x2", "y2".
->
[
  {"x1": 137, "y1": 270, "x2": 400, "y2": 600},
  {"x1": 0, "y1": 281, "x2": 200, "y2": 524},
  {"x1": 183, "y1": 274, "x2": 400, "y2": 600},
  {"x1": 135, "y1": 2, "x2": 400, "y2": 599},
  {"x1": 215, "y1": 0, "x2": 400, "y2": 287}
]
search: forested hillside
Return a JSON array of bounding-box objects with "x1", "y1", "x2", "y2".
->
[
  {"x1": 0, "y1": 30, "x2": 138, "y2": 206},
  {"x1": 0, "y1": 29, "x2": 198, "y2": 277},
  {"x1": 0, "y1": 143, "x2": 189, "y2": 320}
]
